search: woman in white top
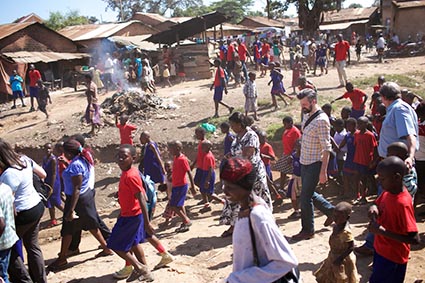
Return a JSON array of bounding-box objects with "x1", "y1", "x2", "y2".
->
[
  {"x1": 0, "y1": 138, "x2": 47, "y2": 283},
  {"x1": 220, "y1": 157, "x2": 299, "y2": 283}
]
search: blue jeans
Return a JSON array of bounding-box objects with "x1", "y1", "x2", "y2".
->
[
  {"x1": 370, "y1": 252, "x2": 407, "y2": 283},
  {"x1": 300, "y1": 162, "x2": 335, "y2": 234},
  {"x1": 0, "y1": 248, "x2": 12, "y2": 283}
]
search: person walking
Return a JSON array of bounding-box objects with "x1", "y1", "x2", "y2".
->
[{"x1": 334, "y1": 34, "x2": 350, "y2": 87}]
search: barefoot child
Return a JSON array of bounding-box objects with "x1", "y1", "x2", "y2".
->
[
  {"x1": 115, "y1": 113, "x2": 137, "y2": 145},
  {"x1": 210, "y1": 59, "x2": 234, "y2": 118},
  {"x1": 199, "y1": 140, "x2": 223, "y2": 209},
  {"x1": 368, "y1": 156, "x2": 419, "y2": 283},
  {"x1": 243, "y1": 72, "x2": 259, "y2": 120},
  {"x1": 268, "y1": 62, "x2": 292, "y2": 110},
  {"x1": 314, "y1": 201, "x2": 359, "y2": 283},
  {"x1": 37, "y1": 80, "x2": 52, "y2": 118},
  {"x1": 168, "y1": 140, "x2": 195, "y2": 233}
]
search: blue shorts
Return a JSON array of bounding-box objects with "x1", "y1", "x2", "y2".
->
[
  {"x1": 370, "y1": 252, "x2": 407, "y2": 283},
  {"x1": 350, "y1": 108, "x2": 365, "y2": 119},
  {"x1": 170, "y1": 184, "x2": 188, "y2": 207},
  {"x1": 29, "y1": 86, "x2": 38, "y2": 98},
  {"x1": 13, "y1": 90, "x2": 24, "y2": 99},
  {"x1": 214, "y1": 86, "x2": 223, "y2": 102},
  {"x1": 264, "y1": 164, "x2": 273, "y2": 181},
  {"x1": 261, "y1": 57, "x2": 269, "y2": 65},
  {"x1": 107, "y1": 214, "x2": 146, "y2": 252},
  {"x1": 199, "y1": 169, "x2": 215, "y2": 194},
  {"x1": 194, "y1": 168, "x2": 203, "y2": 187}
]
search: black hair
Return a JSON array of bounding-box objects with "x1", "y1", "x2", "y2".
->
[
  {"x1": 334, "y1": 201, "x2": 352, "y2": 216},
  {"x1": 322, "y1": 103, "x2": 332, "y2": 110},
  {"x1": 282, "y1": 116, "x2": 293, "y2": 124},
  {"x1": 346, "y1": 117, "x2": 357, "y2": 126},
  {"x1": 84, "y1": 74, "x2": 92, "y2": 80},
  {"x1": 341, "y1": 106, "x2": 352, "y2": 114},
  {"x1": 72, "y1": 134, "x2": 86, "y2": 147},
  {"x1": 195, "y1": 127, "x2": 206, "y2": 135},
  {"x1": 229, "y1": 112, "x2": 249, "y2": 128},
  {"x1": 120, "y1": 144, "x2": 136, "y2": 156},
  {"x1": 387, "y1": 142, "x2": 408, "y2": 160},
  {"x1": 334, "y1": 118, "x2": 345, "y2": 127},
  {"x1": 377, "y1": 156, "x2": 407, "y2": 176},
  {"x1": 220, "y1": 122, "x2": 230, "y2": 130}
]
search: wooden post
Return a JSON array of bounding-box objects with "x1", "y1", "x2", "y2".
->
[{"x1": 214, "y1": 25, "x2": 217, "y2": 42}]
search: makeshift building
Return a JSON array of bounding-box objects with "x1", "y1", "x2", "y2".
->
[
  {"x1": 238, "y1": 16, "x2": 285, "y2": 29},
  {"x1": 0, "y1": 22, "x2": 89, "y2": 100},
  {"x1": 319, "y1": 7, "x2": 380, "y2": 38}
]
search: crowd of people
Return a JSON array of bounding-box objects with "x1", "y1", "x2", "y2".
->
[{"x1": 1, "y1": 31, "x2": 424, "y2": 283}]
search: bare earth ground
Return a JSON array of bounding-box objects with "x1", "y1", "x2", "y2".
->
[{"x1": 1, "y1": 53, "x2": 425, "y2": 283}]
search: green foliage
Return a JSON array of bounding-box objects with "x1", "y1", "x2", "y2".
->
[
  {"x1": 348, "y1": 3, "x2": 363, "y2": 8},
  {"x1": 103, "y1": 0, "x2": 202, "y2": 21},
  {"x1": 45, "y1": 10, "x2": 95, "y2": 30},
  {"x1": 266, "y1": 122, "x2": 284, "y2": 141},
  {"x1": 246, "y1": 10, "x2": 266, "y2": 17}
]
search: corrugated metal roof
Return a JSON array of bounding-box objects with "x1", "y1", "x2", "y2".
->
[
  {"x1": 1, "y1": 51, "x2": 90, "y2": 63},
  {"x1": 394, "y1": 0, "x2": 425, "y2": 8},
  {"x1": 0, "y1": 22, "x2": 34, "y2": 41},
  {"x1": 319, "y1": 19, "x2": 369, "y2": 31},
  {"x1": 108, "y1": 35, "x2": 158, "y2": 51},
  {"x1": 322, "y1": 7, "x2": 378, "y2": 23},
  {"x1": 59, "y1": 21, "x2": 146, "y2": 41},
  {"x1": 240, "y1": 16, "x2": 284, "y2": 27}
]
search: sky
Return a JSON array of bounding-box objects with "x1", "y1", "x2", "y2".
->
[{"x1": 0, "y1": 0, "x2": 376, "y2": 25}]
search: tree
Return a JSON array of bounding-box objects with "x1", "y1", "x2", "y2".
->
[
  {"x1": 348, "y1": 3, "x2": 363, "y2": 8},
  {"x1": 269, "y1": 0, "x2": 344, "y2": 34},
  {"x1": 212, "y1": 0, "x2": 253, "y2": 24},
  {"x1": 246, "y1": 10, "x2": 266, "y2": 17},
  {"x1": 102, "y1": 0, "x2": 203, "y2": 21},
  {"x1": 45, "y1": 10, "x2": 93, "y2": 30}
]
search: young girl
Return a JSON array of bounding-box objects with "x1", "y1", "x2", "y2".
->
[
  {"x1": 314, "y1": 201, "x2": 358, "y2": 283},
  {"x1": 161, "y1": 161, "x2": 176, "y2": 225},
  {"x1": 43, "y1": 143, "x2": 64, "y2": 227},
  {"x1": 268, "y1": 62, "x2": 292, "y2": 110},
  {"x1": 291, "y1": 55, "x2": 302, "y2": 93},
  {"x1": 338, "y1": 118, "x2": 358, "y2": 199},
  {"x1": 192, "y1": 127, "x2": 206, "y2": 196},
  {"x1": 243, "y1": 72, "x2": 259, "y2": 120},
  {"x1": 139, "y1": 131, "x2": 165, "y2": 187}
]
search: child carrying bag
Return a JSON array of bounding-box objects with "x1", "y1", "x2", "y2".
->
[{"x1": 248, "y1": 211, "x2": 300, "y2": 283}]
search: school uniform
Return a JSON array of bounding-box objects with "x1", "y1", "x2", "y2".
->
[
  {"x1": 170, "y1": 154, "x2": 190, "y2": 207},
  {"x1": 199, "y1": 152, "x2": 216, "y2": 194}
]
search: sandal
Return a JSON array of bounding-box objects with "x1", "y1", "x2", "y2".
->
[{"x1": 95, "y1": 250, "x2": 113, "y2": 258}]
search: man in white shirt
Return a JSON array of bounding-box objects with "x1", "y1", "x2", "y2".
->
[{"x1": 376, "y1": 34, "x2": 386, "y2": 49}]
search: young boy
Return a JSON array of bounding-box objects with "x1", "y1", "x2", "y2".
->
[
  {"x1": 287, "y1": 139, "x2": 302, "y2": 219},
  {"x1": 168, "y1": 140, "x2": 195, "y2": 233},
  {"x1": 220, "y1": 122, "x2": 235, "y2": 157},
  {"x1": 9, "y1": 70, "x2": 26, "y2": 109},
  {"x1": 243, "y1": 72, "x2": 259, "y2": 120},
  {"x1": 191, "y1": 127, "x2": 205, "y2": 196},
  {"x1": 37, "y1": 80, "x2": 52, "y2": 118},
  {"x1": 115, "y1": 113, "x2": 137, "y2": 145},
  {"x1": 332, "y1": 118, "x2": 347, "y2": 186},
  {"x1": 353, "y1": 116, "x2": 378, "y2": 204},
  {"x1": 107, "y1": 144, "x2": 154, "y2": 281},
  {"x1": 0, "y1": 183, "x2": 19, "y2": 283},
  {"x1": 210, "y1": 59, "x2": 234, "y2": 118},
  {"x1": 199, "y1": 140, "x2": 223, "y2": 210},
  {"x1": 259, "y1": 131, "x2": 276, "y2": 181},
  {"x1": 341, "y1": 106, "x2": 352, "y2": 121},
  {"x1": 332, "y1": 82, "x2": 368, "y2": 119},
  {"x1": 368, "y1": 156, "x2": 419, "y2": 283}
]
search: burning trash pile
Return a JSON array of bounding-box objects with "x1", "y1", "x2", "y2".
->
[{"x1": 101, "y1": 89, "x2": 165, "y2": 121}]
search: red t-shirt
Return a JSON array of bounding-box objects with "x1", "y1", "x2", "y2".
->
[
  {"x1": 214, "y1": 67, "x2": 225, "y2": 87},
  {"x1": 118, "y1": 167, "x2": 145, "y2": 217},
  {"x1": 260, "y1": 142, "x2": 276, "y2": 165},
  {"x1": 29, "y1": 69, "x2": 41, "y2": 87},
  {"x1": 342, "y1": 88, "x2": 367, "y2": 110},
  {"x1": 201, "y1": 151, "x2": 215, "y2": 171},
  {"x1": 220, "y1": 49, "x2": 226, "y2": 61},
  {"x1": 373, "y1": 84, "x2": 381, "y2": 93},
  {"x1": 334, "y1": 40, "x2": 350, "y2": 61},
  {"x1": 261, "y1": 43, "x2": 270, "y2": 58},
  {"x1": 298, "y1": 83, "x2": 315, "y2": 91},
  {"x1": 282, "y1": 126, "x2": 302, "y2": 155},
  {"x1": 196, "y1": 140, "x2": 206, "y2": 168},
  {"x1": 172, "y1": 154, "x2": 190, "y2": 187},
  {"x1": 238, "y1": 43, "x2": 247, "y2": 61},
  {"x1": 353, "y1": 130, "x2": 377, "y2": 166},
  {"x1": 117, "y1": 123, "x2": 137, "y2": 145},
  {"x1": 374, "y1": 189, "x2": 417, "y2": 264},
  {"x1": 227, "y1": 44, "x2": 235, "y2": 61}
]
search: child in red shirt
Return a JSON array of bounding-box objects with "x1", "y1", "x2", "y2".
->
[
  {"x1": 331, "y1": 82, "x2": 368, "y2": 119},
  {"x1": 258, "y1": 131, "x2": 276, "y2": 181},
  {"x1": 115, "y1": 113, "x2": 137, "y2": 145},
  {"x1": 368, "y1": 156, "x2": 419, "y2": 283},
  {"x1": 191, "y1": 127, "x2": 205, "y2": 195},
  {"x1": 168, "y1": 140, "x2": 195, "y2": 233},
  {"x1": 199, "y1": 140, "x2": 223, "y2": 210},
  {"x1": 353, "y1": 117, "x2": 378, "y2": 204},
  {"x1": 210, "y1": 59, "x2": 233, "y2": 118}
]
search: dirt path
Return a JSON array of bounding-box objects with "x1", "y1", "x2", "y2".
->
[{"x1": 1, "y1": 53, "x2": 425, "y2": 282}]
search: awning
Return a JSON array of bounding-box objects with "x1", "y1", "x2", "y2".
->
[
  {"x1": 108, "y1": 35, "x2": 158, "y2": 51},
  {"x1": 319, "y1": 19, "x2": 369, "y2": 31},
  {"x1": 1, "y1": 51, "x2": 90, "y2": 63},
  {"x1": 147, "y1": 11, "x2": 227, "y2": 45}
]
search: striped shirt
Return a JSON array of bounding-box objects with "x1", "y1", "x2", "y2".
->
[
  {"x1": 0, "y1": 183, "x2": 19, "y2": 250},
  {"x1": 300, "y1": 111, "x2": 332, "y2": 165}
]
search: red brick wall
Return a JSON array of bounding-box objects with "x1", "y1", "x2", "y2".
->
[{"x1": 0, "y1": 24, "x2": 78, "y2": 53}]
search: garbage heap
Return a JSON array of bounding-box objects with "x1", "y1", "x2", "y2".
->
[{"x1": 101, "y1": 88, "x2": 164, "y2": 120}]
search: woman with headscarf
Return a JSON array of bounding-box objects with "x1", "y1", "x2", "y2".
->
[
  {"x1": 49, "y1": 139, "x2": 112, "y2": 269},
  {"x1": 219, "y1": 112, "x2": 272, "y2": 237},
  {"x1": 0, "y1": 138, "x2": 47, "y2": 283},
  {"x1": 220, "y1": 157, "x2": 298, "y2": 282}
]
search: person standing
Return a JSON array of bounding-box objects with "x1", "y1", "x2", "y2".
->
[
  {"x1": 84, "y1": 74, "x2": 102, "y2": 136},
  {"x1": 334, "y1": 34, "x2": 350, "y2": 87},
  {"x1": 28, "y1": 64, "x2": 41, "y2": 112},
  {"x1": 237, "y1": 38, "x2": 249, "y2": 82},
  {"x1": 9, "y1": 70, "x2": 26, "y2": 109},
  {"x1": 104, "y1": 53, "x2": 114, "y2": 92},
  {"x1": 292, "y1": 89, "x2": 335, "y2": 241}
]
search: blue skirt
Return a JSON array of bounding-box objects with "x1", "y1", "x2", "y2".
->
[
  {"x1": 199, "y1": 169, "x2": 216, "y2": 194},
  {"x1": 170, "y1": 184, "x2": 188, "y2": 207},
  {"x1": 107, "y1": 214, "x2": 146, "y2": 252}
]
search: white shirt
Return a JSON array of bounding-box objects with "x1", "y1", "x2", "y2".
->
[
  {"x1": 334, "y1": 129, "x2": 347, "y2": 160},
  {"x1": 376, "y1": 37, "x2": 386, "y2": 49},
  {"x1": 392, "y1": 35, "x2": 400, "y2": 45},
  {"x1": 0, "y1": 156, "x2": 41, "y2": 212},
  {"x1": 302, "y1": 40, "x2": 311, "y2": 56},
  {"x1": 105, "y1": 57, "x2": 114, "y2": 74},
  {"x1": 227, "y1": 201, "x2": 298, "y2": 283}
]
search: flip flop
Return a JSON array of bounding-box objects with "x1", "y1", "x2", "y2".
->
[{"x1": 95, "y1": 250, "x2": 113, "y2": 258}]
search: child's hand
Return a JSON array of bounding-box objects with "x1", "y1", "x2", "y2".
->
[
  {"x1": 145, "y1": 223, "x2": 155, "y2": 236},
  {"x1": 368, "y1": 221, "x2": 382, "y2": 235},
  {"x1": 368, "y1": 205, "x2": 379, "y2": 221}
]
